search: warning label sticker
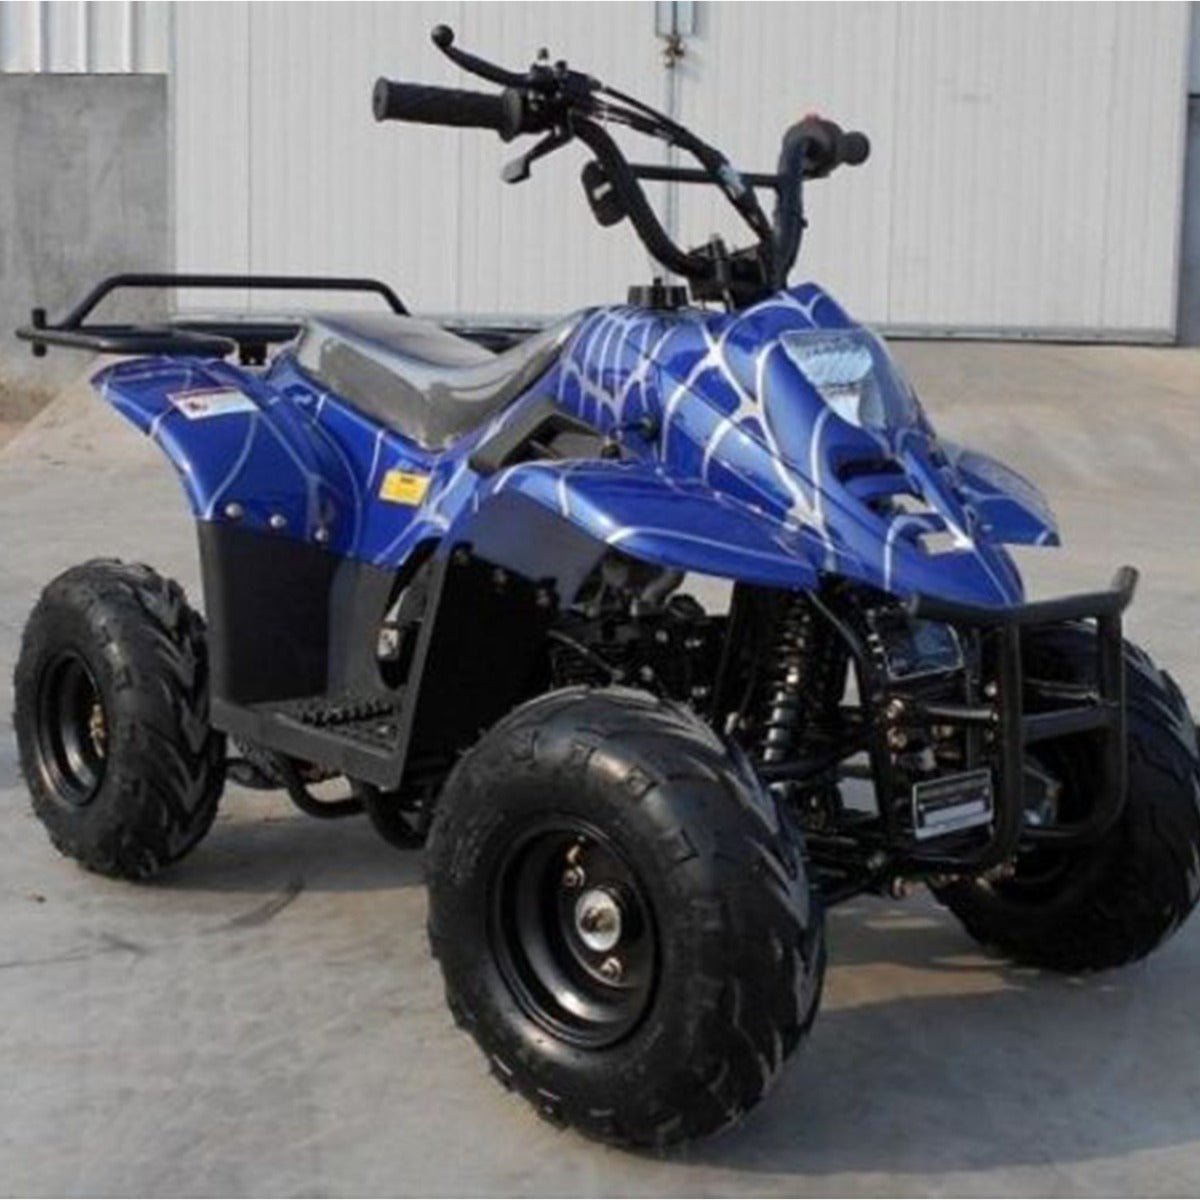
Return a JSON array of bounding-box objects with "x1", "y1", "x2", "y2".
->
[
  {"x1": 169, "y1": 388, "x2": 259, "y2": 421},
  {"x1": 379, "y1": 469, "x2": 431, "y2": 506}
]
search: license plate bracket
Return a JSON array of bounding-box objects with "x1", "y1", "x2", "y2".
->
[{"x1": 911, "y1": 769, "x2": 994, "y2": 841}]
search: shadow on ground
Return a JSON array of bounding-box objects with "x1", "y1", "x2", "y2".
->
[{"x1": 662, "y1": 902, "x2": 1200, "y2": 1183}]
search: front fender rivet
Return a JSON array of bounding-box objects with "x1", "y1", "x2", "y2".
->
[
  {"x1": 223, "y1": 502, "x2": 244, "y2": 521},
  {"x1": 269, "y1": 513, "x2": 287, "y2": 531}
]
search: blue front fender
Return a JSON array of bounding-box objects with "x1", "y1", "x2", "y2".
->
[
  {"x1": 943, "y1": 441, "x2": 1060, "y2": 547},
  {"x1": 453, "y1": 459, "x2": 827, "y2": 590}
]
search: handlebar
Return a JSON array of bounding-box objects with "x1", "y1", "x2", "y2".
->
[
  {"x1": 772, "y1": 116, "x2": 871, "y2": 286},
  {"x1": 374, "y1": 25, "x2": 871, "y2": 305},
  {"x1": 372, "y1": 80, "x2": 513, "y2": 135}
]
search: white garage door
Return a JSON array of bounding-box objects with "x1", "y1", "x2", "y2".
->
[{"x1": 174, "y1": 1, "x2": 1189, "y2": 340}]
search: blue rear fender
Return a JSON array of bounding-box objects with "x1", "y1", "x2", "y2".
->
[
  {"x1": 94, "y1": 356, "x2": 358, "y2": 536},
  {"x1": 92, "y1": 354, "x2": 455, "y2": 563}
]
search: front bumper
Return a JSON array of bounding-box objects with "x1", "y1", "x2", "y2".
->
[{"x1": 904, "y1": 566, "x2": 1138, "y2": 871}]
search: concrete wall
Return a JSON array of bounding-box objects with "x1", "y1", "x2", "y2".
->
[{"x1": 0, "y1": 74, "x2": 167, "y2": 402}]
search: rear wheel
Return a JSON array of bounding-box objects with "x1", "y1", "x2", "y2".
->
[
  {"x1": 426, "y1": 687, "x2": 824, "y2": 1147},
  {"x1": 933, "y1": 626, "x2": 1200, "y2": 971},
  {"x1": 13, "y1": 561, "x2": 225, "y2": 880}
]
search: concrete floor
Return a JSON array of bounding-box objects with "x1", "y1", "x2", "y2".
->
[{"x1": 1, "y1": 342, "x2": 1199, "y2": 1197}]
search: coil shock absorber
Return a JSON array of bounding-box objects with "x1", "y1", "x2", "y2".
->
[{"x1": 756, "y1": 596, "x2": 849, "y2": 822}]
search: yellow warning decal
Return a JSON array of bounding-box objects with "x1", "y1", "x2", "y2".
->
[{"x1": 379, "y1": 469, "x2": 431, "y2": 506}]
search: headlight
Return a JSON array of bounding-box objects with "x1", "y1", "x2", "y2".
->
[
  {"x1": 779, "y1": 328, "x2": 923, "y2": 433},
  {"x1": 866, "y1": 610, "x2": 964, "y2": 681}
]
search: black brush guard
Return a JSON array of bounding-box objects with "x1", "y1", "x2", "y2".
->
[{"x1": 901, "y1": 565, "x2": 1138, "y2": 874}]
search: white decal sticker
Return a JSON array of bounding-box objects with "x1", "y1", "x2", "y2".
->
[{"x1": 169, "y1": 388, "x2": 258, "y2": 421}]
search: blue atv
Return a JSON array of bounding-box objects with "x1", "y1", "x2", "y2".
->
[{"x1": 13, "y1": 27, "x2": 1200, "y2": 1147}]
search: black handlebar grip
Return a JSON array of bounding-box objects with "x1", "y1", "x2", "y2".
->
[
  {"x1": 372, "y1": 79, "x2": 508, "y2": 132},
  {"x1": 839, "y1": 131, "x2": 870, "y2": 166}
]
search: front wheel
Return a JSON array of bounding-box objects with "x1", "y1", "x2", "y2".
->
[
  {"x1": 426, "y1": 687, "x2": 825, "y2": 1148},
  {"x1": 933, "y1": 627, "x2": 1200, "y2": 972}
]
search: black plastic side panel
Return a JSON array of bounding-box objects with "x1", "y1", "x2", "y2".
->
[
  {"x1": 458, "y1": 490, "x2": 607, "y2": 608},
  {"x1": 399, "y1": 547, "x2": 558, "y2": 768},
  {"x1": 326, "y1": 555, "x2": 404, "y2": 695},
  {"x1": 199, "y1": 523, "x2": 340, "y2": 705},
  {"x1": 198, "y1": 501, "x2": 608, "y2": 787}
]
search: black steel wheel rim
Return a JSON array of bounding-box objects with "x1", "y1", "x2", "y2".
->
[
  {"x1": 489, "y1": 819, "x2": 658, "y2": 1049},
  {"x1": 35, "y1": 651, "x2": 108, "y2": 806}
]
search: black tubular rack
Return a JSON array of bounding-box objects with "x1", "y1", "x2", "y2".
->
[{"x1": 16, "y1": 273, "x2": 410, "y2": 365}]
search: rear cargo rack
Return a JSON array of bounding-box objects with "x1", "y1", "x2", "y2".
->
[{"x1": 16, "y1": 273, "x2": 410, "y2": 365}]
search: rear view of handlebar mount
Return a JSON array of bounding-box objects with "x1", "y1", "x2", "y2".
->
[{"x1": 373, "y1": 25, "x2": 870, "y2": 309}]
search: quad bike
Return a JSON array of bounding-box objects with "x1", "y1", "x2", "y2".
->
[{"x1": 12, "y1": 26, "x2": 1200, "y2": 1148}]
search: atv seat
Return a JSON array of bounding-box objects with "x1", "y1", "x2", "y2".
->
[{"x1": 294, "y1": 311, "x2": 578, "y2": 450}]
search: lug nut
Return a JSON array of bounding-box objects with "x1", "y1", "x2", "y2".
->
[
  {"x1": 599, "y1": 956, "x2": 624, "y2": 983},
  {"x1": 562, "y1": 866, "x2": 585, "y2": 890}
]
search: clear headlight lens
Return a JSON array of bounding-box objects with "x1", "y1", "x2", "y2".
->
[{"x1": 779, "y1": 328, "x2": 923, "y2": 432}]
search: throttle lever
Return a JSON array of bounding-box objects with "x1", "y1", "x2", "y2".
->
[
  {"x1": 502, "y1": 129, "x2": 569, "y2": 184},
  {"x1": 431, "y1": 24, "x2": 528, "y2": 89}
]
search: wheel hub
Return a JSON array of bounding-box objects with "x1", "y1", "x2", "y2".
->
[
  {"x1": 490, "y1": 822, "x2": 658, "y2": 1048},
  {"x1": 35, "y1": 651, "x2": 108, "y2": 807},
  {"x1": 574, "y1": 886, "x2": 623, "y2": 953}
]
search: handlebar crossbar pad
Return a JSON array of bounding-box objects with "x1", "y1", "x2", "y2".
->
[{"x1": 373, "y1": 79, "x2": 508, "y2": 132}]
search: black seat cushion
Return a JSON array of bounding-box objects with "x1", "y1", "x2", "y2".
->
[{"x1": 294, "y1": 312, "x2": 578, "y2": 450}]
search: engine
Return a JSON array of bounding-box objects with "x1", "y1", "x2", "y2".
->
[{"x1": 548, "y1": 555, "x2": 725, "y2": 711}]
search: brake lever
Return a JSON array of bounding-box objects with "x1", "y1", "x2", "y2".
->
[
  {"x1": 502, "y1": 129, "x2": 570, "y2": 184},
  {"x1": 431, "y1": 25, "x2": 528, "y2": 89}
]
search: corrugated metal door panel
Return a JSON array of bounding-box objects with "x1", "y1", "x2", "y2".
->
[
  {"x1": 0, "y1": 0, "x2": 168, "y2": 73},
  {"x1": 170, "y1": 1, "x2": 1188, "y2": 338},
  {"x1": 673, "y1": 1, "x2": 900, "y2": 324},
  {"x1": 245, "y1": 1, "x2": 467, "y2": 314},
  {"x1": 888, "y1": 2, "x2": 1187, "y2": 337},
  {"x1": 173, "y1": 2, "x2": 252, "y2": 311},
  {"x1": 452, "y1": 4, "x2": 662, "y2": 315},
  {"x1": 240, "y1": 2, "x2": 660, "y2": 317},
  {"x1": 1097, "y1": 2, "x2": 1190, "y2": 333}
]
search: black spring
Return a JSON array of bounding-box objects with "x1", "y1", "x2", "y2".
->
[{"x1": 757, "y1": 596, "x2": 846, "y2": 765}]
